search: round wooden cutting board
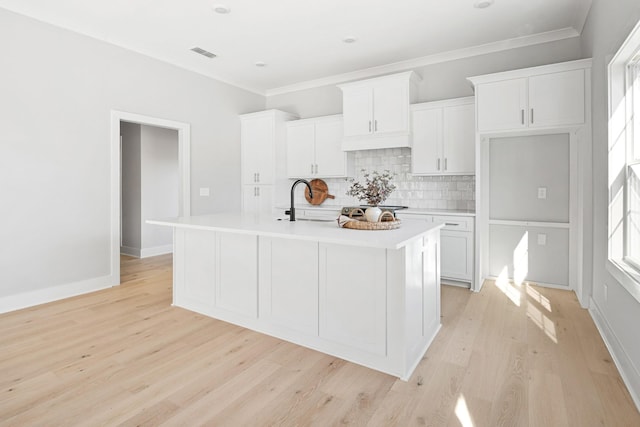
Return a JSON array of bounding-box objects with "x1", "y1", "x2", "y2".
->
[{"x1": 304, "y1": 178, "x2": 335, "y2": 205}]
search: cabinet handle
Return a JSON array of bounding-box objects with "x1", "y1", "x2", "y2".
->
[
  {"x1": 253, "y1": 187, "x2": 257, "y2": 197},
  {"x1": 521, "y1": 109, "x2": 524, "y2": 125},
  {"x1": 257, "y1": 172, "x2": 260, "y2": 182},
  {"x1": 531, "y1": 108, "x2": 534, "y2": 124},
  {"x1": 369, "y1": 120, "x2": 372, "y2": 132},
  {"x1": 257, "y1": 187, "x2": 260, "y2": 197},
  {"x1": 444, "y1": 158, "x2": 448, "y2": 171},
  {"x1": 311, "y1": 164, "x2": 314, "y2": 174},
  {"x1": 374, "y1": 120, "x2": 378, "y2": 131},
  {"x1": 445, "y1": 223, "x2": 459, "y2": 227},
  {"x1": 437, "y1": 158, "x2": 441, "y2": 170},
  {"x1": 314, "y1": 164, "x2": 318, "y2": 174}
]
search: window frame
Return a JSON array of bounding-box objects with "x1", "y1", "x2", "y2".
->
[{"x1": 607, "y1": 20, "x2": 640, "y2": 304}]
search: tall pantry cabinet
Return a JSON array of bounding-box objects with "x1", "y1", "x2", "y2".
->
[{"x1": 240, "y1": 110, "x2": 298, "y2": 214}]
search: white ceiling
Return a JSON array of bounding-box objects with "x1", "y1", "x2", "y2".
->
[{"x1": 0, "y1": 0, "x2": 592, "y2": 95}]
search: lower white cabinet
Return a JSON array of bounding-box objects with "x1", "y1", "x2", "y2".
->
[
  {"x1": 433, "y1": 216, "x2": 474, "y2": 282},
  {"x1": 216, "y1": 232, "x2": 258, "y2": 317},
  {"x1": 319, "y1": 243, "x2": 387, "y2": 356},
  {"x1": 174, "y1": 229, "x2": 258, "y2": 317},
  {"x1": 259, "y1": 237, "x2": 319, "y2": 335},
  {"x1": 242, "y1": 185, "x2": 273, "y2": 215},
  {"x1": 399, "y1": 213, "x2": 475, "y2": 286}
]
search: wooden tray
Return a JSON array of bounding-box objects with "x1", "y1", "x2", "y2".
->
[{"x1": 342, "y1": 210, "x2": 401, "y2": 230}]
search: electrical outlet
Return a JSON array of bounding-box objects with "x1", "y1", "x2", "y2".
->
[
  {"x1": 537, "y1": 233, "x2": 547, "y2": 246},
  {"x1": 199, "y1": 187, "x2": 210, "y2": 197},
  {"x1": 537, "y1": 187, "x2": 547, "y2": 199}
]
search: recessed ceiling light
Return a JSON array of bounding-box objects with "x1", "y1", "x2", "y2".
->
[
  {"x1": 342, "y1": 36, "x2": 357, "y2": 44},
  {"x1": 213, "y1": 4, "x2": 230, "y2": 14},
  {"x1": 255, "y1": 61, "x2": 267, "y2": 67},
  {"x1": 474, "y1": 0, "x2": 494, "y2": 8}
]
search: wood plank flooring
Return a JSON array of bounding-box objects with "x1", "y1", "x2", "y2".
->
[{"x1": 1, "y1": 254, "x2": 638, "y2": 426}]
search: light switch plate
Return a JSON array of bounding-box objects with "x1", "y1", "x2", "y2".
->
[
  {"x1": 199, "y1": 187, "x2": 210, "y2": 197},
  {"x1": 537, "y1": 233, "x2": 547, "y2": 246},
  {"x1": 537, "y1": 187, "x2": 547, "y2": 199}
]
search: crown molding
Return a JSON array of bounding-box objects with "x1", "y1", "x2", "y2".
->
[{"x1": 265, "y1": 27, "x2": 580, "y2": 97}]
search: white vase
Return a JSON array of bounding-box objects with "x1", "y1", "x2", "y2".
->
[{"x1": 365, "y1": 206, "x2": 382, "y2": 222}]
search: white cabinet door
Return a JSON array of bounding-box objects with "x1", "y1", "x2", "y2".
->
[
  {"x1": 216, "y1": 232, "x2": 258, "y2": 317},
  {"x1": 342, "y1": 86, "x2": 373, "y2": 137},
  {"x1": 242, "y1": 185, "x2": 273, "y2": 215},
  {"x1": 373, "y1": 81, "x2": 408, "y2": 134},
  {"x1": 443, "y1": 103, "x2": 475, "y2": 174},
  {"x1": 175, "y1": 229, "x2": 216, "y2": 312},
  {"x1": 259, "y1": 237, "x2": 318, "y2": 335},
  {"x1": 411, "y1": 107, "x2": 443, "y2": 174},
  {"x1": 476, "y1": 78, "x2": 527, "y2": 132},
  {"x1": 440, "y1": 232, "x2": 472, "y2": 281},
  {"x1": 528, "y1": 69, "x2": 585, "y2": 128},
  {"x1": 241, "y1": 115, "x2": 274, "y2": 184},
  {"x1": 314, "y1": 118, "x2": 346, "y2": 177},
  {"x1": 319, "y1": 243, "x2": 387, "y2": 356},
  {"x1": 286, "y1": 123, "x2": 315, "y2": 178}
]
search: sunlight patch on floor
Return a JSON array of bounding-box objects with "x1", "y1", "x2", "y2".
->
[
  {"x1": 455, "y1": 394, "x2": 475, "y2": 427},
  {"x1": 526, "y1": 298, "x2": 558, "y2": 343},
  {"x1": 495, "y1": 266, "x2": 521, "y2": 307},
  {"x1": 526, "y1": 285, "x2": 552, "y2": 312}
]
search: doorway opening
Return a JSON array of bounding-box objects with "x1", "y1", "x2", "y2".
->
[{"x1": 110, "y1": 111, "x2": 190, "y2": 286}]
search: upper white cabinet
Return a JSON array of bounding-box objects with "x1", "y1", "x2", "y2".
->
[
  {"x1": 469, "y1": 59, "x2": 589, "y2": 133},
  {"x1": 411, "y1": 97, "x2": 475, "y2": 175},
  {"x1": 286, "y1": 115, "x2": 354, "y2": 178},
  {"x1": 240, "y1": 109, "x2": 297, "y2": 213},
  {"x1": 338, "y1": 71, "x2": 420, "y2": 151}
]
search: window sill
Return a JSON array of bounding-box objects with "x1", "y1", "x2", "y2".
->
[{"x1": 606, "y1": 259, "x2": 640, "y2": 304}]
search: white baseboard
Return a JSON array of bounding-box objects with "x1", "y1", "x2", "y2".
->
[
  {"x1": 120, "y1": 246, "x2": 141, "y2": 257},
  {"x1": 140, "y1": 244, "x2": 173, "y2": 258},
  {"x1": 589, "y1": 298, "x2": 640, "y2": 412},
  {"x1": 0, "y1": 274, "x2": 118, "y2": 314}
]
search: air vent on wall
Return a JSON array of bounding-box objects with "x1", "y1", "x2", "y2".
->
[{"x1": 190, "y1": 47, "x2": 217, "y2": 58}]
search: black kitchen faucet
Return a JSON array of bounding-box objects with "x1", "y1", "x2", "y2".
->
[{"x1": 286, "y1": 179, "x2": 313, "y2": 221}]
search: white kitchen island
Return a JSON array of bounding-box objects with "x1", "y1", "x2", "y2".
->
[{"x1": 148, "y1": 213, "x2": 442, "y2": 380}]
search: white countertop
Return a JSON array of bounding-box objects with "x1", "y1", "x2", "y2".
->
[
  {"x1": 148, "y1": 213, "x2": 442, "y2": 250},
  {"x1": 275, "y1": 204, "x2": 476, "y2": 217}
]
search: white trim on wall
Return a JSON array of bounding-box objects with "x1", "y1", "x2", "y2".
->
[
  {"x1": 0, "y1": 276, "x2": 114, "y2": 314},
  {"x1": 589, "y1": 299, "x2": 640, "y2": 412},
  {"x1": 265, "y1": 28, "x2": 580, "y2": 97},
  {"x1": 110, "y1": 111, "x2": 191, "y2": 286},
  {"x1": 140, "y1": 244, "x2": 174, "y2": 258}
]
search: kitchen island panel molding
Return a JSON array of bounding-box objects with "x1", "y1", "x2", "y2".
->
[
  {"x1": 259, "y1": 237, "x2": 319, "y2": 336},
  {"x1": 151, "y1": 214, "x2": 442, "y2": 380},
  {"x1": 319, "y1": 244, "x2": 387, "y2": 356}
]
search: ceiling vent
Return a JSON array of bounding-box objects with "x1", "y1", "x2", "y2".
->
[{"x1": 190, "y1": 47, "x2": 217, "y2": 59}]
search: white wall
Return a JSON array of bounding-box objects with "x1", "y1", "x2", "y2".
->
[
  {"x1": 0, "y1": 8, "x2": 264, "y2": 307},
  {"x1": 581, "y1": 0, "x2": 640, "y2": 407},
  {"x1": 266, "y1": 38, "x2": 583, "y2": 118},
  {"x1": 120, "y1": 122, "x2": 142, "y2": 253},
  {"x1": 140, "y1": 125, "x2": 179, "y2": 256}
]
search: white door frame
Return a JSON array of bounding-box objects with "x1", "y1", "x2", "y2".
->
[{"x1": 110, "y1": 110, "x2": 191, "y2": 285}]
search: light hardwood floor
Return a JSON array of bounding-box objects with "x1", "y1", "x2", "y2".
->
[{"x1": 1, "y1": 254, "x2": 638, "y2": 426}]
